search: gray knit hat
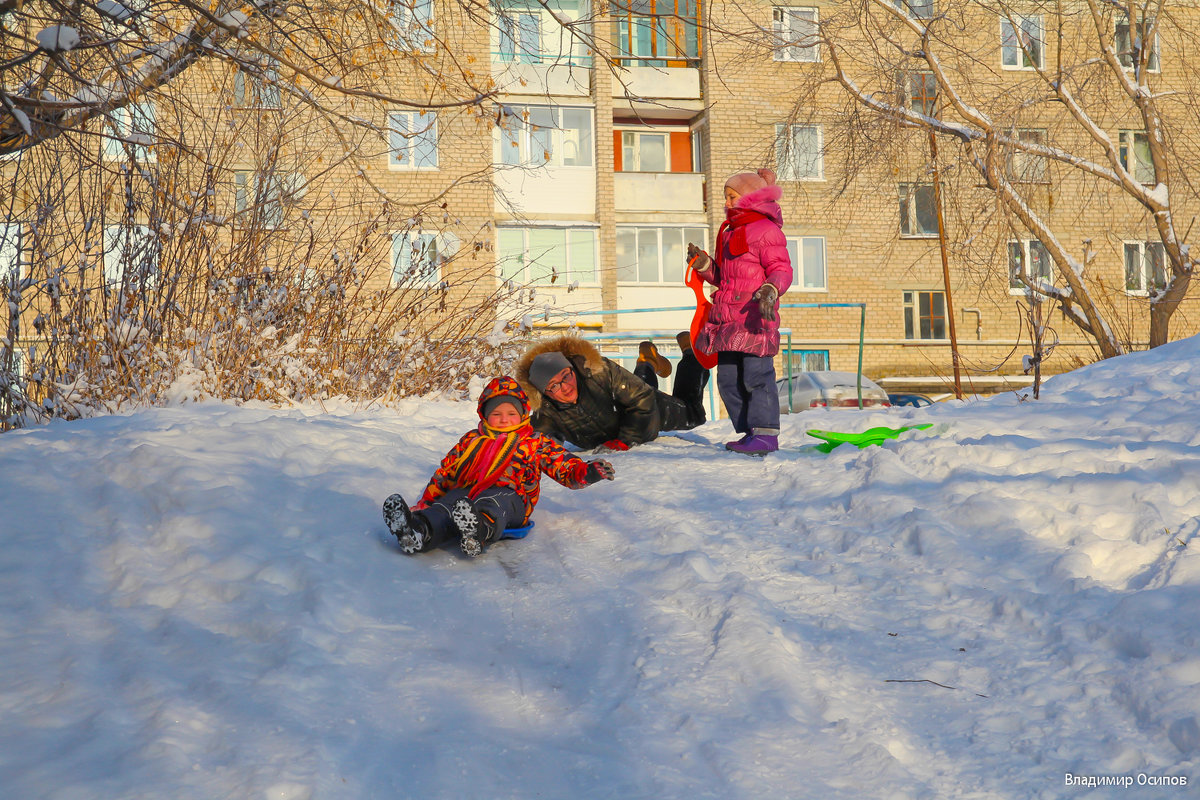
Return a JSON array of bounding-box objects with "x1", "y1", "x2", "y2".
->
[
  {"x1": 528, "y1": 351, "x2": 572, "y2": 392},
  {"x1": 482, "y1": 395, "x2": 523, "y2": 419}
]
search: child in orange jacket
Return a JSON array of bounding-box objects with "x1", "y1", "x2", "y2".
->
[{"x1": 382, "y1": 376, "x2": 615, "y2": 557}]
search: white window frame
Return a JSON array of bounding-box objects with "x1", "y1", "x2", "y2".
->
[
  {"x1": 772, "y1": 7, "x2": 819, "y2": 63},
  {"x1": 903, "y1": 290, "x2": 948, "y2": 340},
  {"x1": 616, "y1": 225, "x2": 708, "y2": 285},
  {"x1": 1115, "y1": 15, "x2": 1160, "y2": 73},
  {"x1": 1118, "y1": 130, "x2": 1155, "y2": 184},
  {"x1": 1007, "y1": 128, "x2": 1048, "y2": 183},
  {"x1": 102, "y1": 224, "x2": 159, "y2": 287},
  {"x1": 235, "y1": 170, "x2": 305, "y2": 229},
  {"x1": 775, "y1": 123, "x2": 823, "y2": 181},
  {"x1": 496, "y1": 5, "x2": 541, "y2": 64},
  {"x1": 894, "y1": 0, "x2": 934, "y2": 19},
  {"x1": 898, "y1": 70, "x2": 937, "y2": 116},
  {"x1": 619, "y1": 129, "x2": 671, "y2": 172},
  {"x1": 1007, "y1": 239, "x2": 1053, "y2": 294},
  {"x1": 1, "y1": 222, "x2": 21, "y2": 282},
  {"x1": 1124, "y1": 240, "x2": 1167, "y2": 295},
  {"x1": 391, "y1": 229, "x2": 459, "y2": 288},
  {"x1": 497, "y1": 104, "x2": 594, "y2": 168},
  {"x1": 785, "y1": 235, "x2": 826, "y2": 291},
  {"x1": 388, "y1": 110, "x2": 439, "y2": 170},
  {"x1": 235, "y1": 57, "x2": 282, "y2": 109},
  {"x1": 387, "y1": 0, "x2": 435, "y2": 53},
  {"x1": 497, "y1": 226, "x2": 599, "y2": 287},
  {"x1": 898, "y1": 183, "x2": 938, "y2": 238},
  {"x1": 104, "y1": 102, "x2": 156, "y2": 162},
  {"x1": 1000, "y1": 15, "x2": 1044, "y2": 70}
]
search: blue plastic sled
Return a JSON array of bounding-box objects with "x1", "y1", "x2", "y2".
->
[{"x1": 499, "y1": 520, "x2": 535, "y2": 540}]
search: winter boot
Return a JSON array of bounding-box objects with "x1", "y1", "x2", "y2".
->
[
  {"x1": 724, "y1": 432, "x2": 752, "y2": 450},
  {"x1": 726, "y1": 434, "x2": 779, "y2": 457},
  {"x1": 383, "y1": 493, "x2": 428, "y2": 554},
  {"x1": 452, "y1": 499, "x2": 485, "y2": 558},
  {"x1": 638, "y1": 341, "x2": 673, "y2": 379}
]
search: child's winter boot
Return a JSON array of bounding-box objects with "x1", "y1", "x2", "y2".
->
[
  {"x1": 383, "y1": 493, "x2": 429, "y2": 554},
  {"x1": 451, "y1": 499, "x2": 486, "y2": 557},
  {"x1": 726, "y1": 433, "x2": 778, "y2": 457}
]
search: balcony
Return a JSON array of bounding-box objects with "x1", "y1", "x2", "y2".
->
[
  {"x1": 613, "y1": 172, "x2": 705, "y2": 216},
  {"x1": 492, "y1": 56, "x2": 591, "y2": 98}
]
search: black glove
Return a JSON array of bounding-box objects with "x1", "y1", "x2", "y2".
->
[
  {"x1": 585, "y1": 460, "x2": 615, "y2": 484},
  {"x1": 753, "y1": 283, "x2": 779, "y2": 322},
  {"x1": 686, "y1": 242, "x2": 711, "y2": 272}
]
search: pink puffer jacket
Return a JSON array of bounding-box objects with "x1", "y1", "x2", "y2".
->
[{"x1": 694, "y1": 185, "x2": 793, "y2": 357}]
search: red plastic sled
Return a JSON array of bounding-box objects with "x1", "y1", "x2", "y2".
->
[{"x1": 685, "y1": 256, "x2": 719, "y2": 370}]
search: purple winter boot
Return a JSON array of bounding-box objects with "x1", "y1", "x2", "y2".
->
[{"x1": 726, "y1": 434, "x2": 779, "y2": 456}]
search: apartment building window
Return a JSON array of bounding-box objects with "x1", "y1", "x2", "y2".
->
[
  {"x1": 1000, "y1": 15, "x2": 1043, "y2": 70},
  {"x1": 1, "y1": 222, "x2": 20, "y2": 281},
  {"x1": 1118, "y1": 130, "x2": 1155, "y2": 184},
  {"x1": 497, "y1": 227, "x2": 598, "y2": 286},
  {"x1": 894, "y1": 0, "x2": 933, "y2": 19},
  {"x1": 1008, "y1": 239, "x2": 1052, "y2": 293},
  {"x1": 391, "y1": 230, "x2": 458, "y2": 287},
  {"x1": 1007, "y1": 128, "x2": 1048, "y2": 183},
  {"x1": 499, "y1": 105, "x2": 593, "y2": 167},
  {"x1": 235, "y1": 171, "x2": 303, "y2": 228},
  {"x1": 1124, "y1": 241, "x2": 1167, "y2": 294},
  {"x1": 903, "y1": 290, "x2": 947, "y2": 340},
  {"x1": 898, "y1": 70, "x2": 937, "y2": 115},
  {"x1": 898, "y1": 183, "x2": 937, "y2": 237},
  {"x1": 785, "y1": 349, "x2": 830, "y2": 372},
  {"x1": 104, "y1": 102, "x2": 156, "y2": 162},
  {"x1": 494, "y1": 0, "x2": 590, "y2": 65},
  {"x1": 235, "y1": 58, "x2": 282, "y2": 108},
  {"x1": 785, "y1": 235, "x2": 826, "y2": 291},
  {"x1": 775, "y1": 124, "x2": 822, "y2": 181},
  {"x1": 498, "y1": 7, "x2": 540, "y2": 63},
  {"x1": 772, "y1": 7, "x2": 819, "y2": 63},
  {"x1": 1116, "y1": 15, "x2": 1160, "y2": 72},
  {"x1": 621, "y1": 131, "x2": 668, "y2": 172},
  {"x1": 387, "y1": 0, "x2": 434, "y2": 52},
  {"x1": 103, "y1": 224, "x2": 159, "y2": 287},
  {"x1": 616, "y1": 225, "x2": 706, "y2": 284},
  {"x1": 389, "y1": 110, "x2": 439, "y2": 170},
  {"x1": 612, "y1": 0, "x2": 700, "y2": 67}
]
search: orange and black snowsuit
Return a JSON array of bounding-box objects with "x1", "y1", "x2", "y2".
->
[{"x1": 415, "y1": 376, "x2": 592, "y2": 527}]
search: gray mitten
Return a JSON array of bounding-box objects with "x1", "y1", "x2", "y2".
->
[
  {"x1": 753, "y1": 283, "x2": 779, "y2": 321},
  {"x1": 686, "y1": 242, "x2": 711, "y2": 273}
]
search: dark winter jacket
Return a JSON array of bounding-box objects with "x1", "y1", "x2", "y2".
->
[
  {"x1": 415, "y1": 376, "x2": 592, "y2": 525},
  {"x1": 694, "y1": 184, "x2": 793, "y2": 357},
  {"x1": 515, "y1": 335, "x2": 698, "y2": 449}
]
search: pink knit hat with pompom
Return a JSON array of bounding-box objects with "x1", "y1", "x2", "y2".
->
[{"x1": 725, "y1": 168, "x2": 777, "y2": 196}]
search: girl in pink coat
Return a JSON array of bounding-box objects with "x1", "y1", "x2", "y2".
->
[{"x1": 687, "y1": 169, "x2": 793, "y2": 456}]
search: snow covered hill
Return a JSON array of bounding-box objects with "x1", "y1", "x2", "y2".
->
[{"x1": 2, "y1": 338, "x2": 1199, "y2": 799}]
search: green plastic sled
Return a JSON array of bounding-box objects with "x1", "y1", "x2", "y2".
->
[{"x1": 806, "y1": 424, "x2": 933, "y2": 453}]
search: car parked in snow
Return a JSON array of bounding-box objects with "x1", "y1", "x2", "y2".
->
[
  {"x1": 887, "y1": 392, "x2": 935, "y2": 408},
  {"x1": 776, "y1": 371, "x2": 891, "y2": 413}
]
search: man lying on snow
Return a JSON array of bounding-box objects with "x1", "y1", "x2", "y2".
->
[
  {"x1": 515, "y1": 334, "x2": 707, "y2": 452},
  {"x1": 383, "y1": 376, "x2": 614, "y2": 558}
]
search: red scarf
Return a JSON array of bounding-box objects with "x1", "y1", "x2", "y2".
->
[
  {"x1": 716, "y1": 208, "x2": 770, "y2": 263},
  {"x1": 452, "y1": 418, "x2": 531, "y2": 499}
]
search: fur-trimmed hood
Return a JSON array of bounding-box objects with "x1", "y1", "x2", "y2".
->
[{"x1": 514, "y1": 334, "x2": 604, "y2": 412}]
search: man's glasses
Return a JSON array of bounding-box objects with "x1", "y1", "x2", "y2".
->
[{"x1": 545, "y1": 370, "x2": 572, "y2": 395}]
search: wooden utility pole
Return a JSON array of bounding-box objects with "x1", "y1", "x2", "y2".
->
[{"x1": 929, "y1": 130, "x2": 964, "y2": 399}]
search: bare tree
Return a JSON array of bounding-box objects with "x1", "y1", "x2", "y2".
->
[
  {"x1": 0, "y1": 0, "x2": 547, "y2": 427},
  {"x1": 719, "y1": 0, "x2": 1200, "y2": 358}
]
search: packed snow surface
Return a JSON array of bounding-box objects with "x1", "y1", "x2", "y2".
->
[{"x1": 3, "y1": 338, "x2": 1200, "y2": 798}]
